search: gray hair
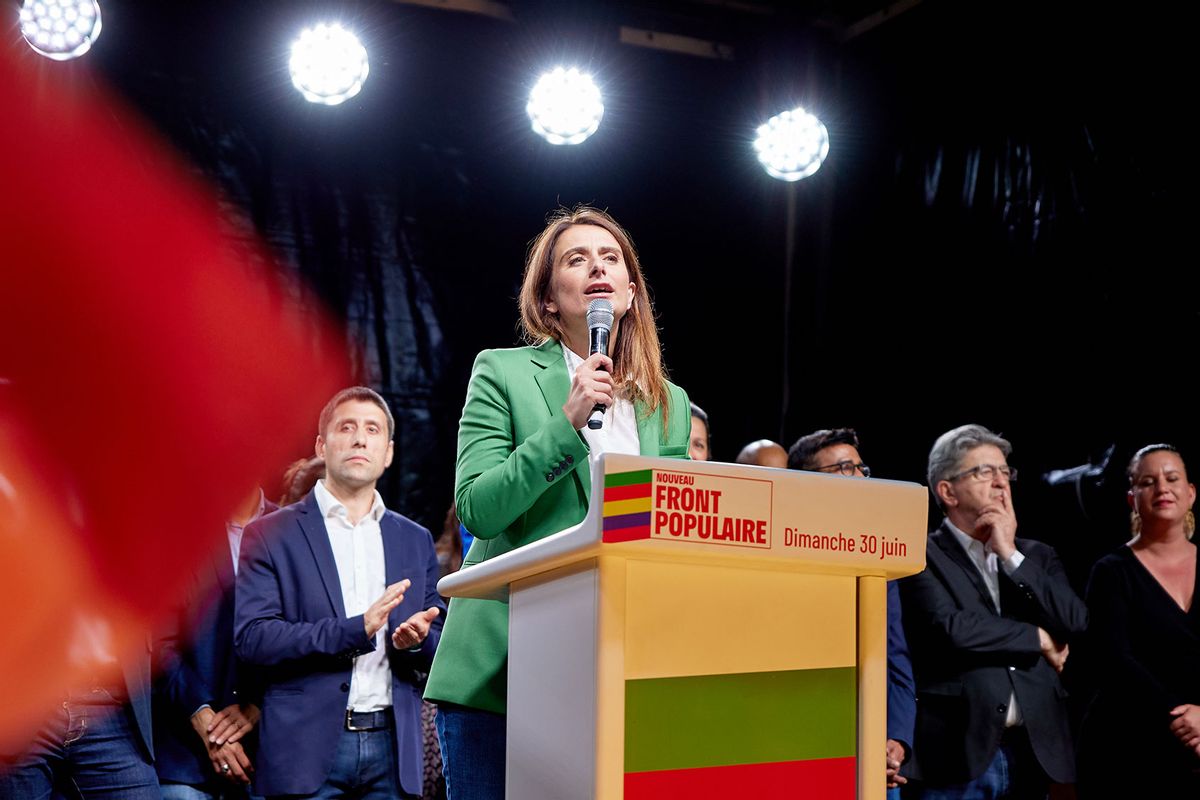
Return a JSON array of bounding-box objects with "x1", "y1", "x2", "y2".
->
[{"x1": 927, "y1": 424, "x2": 1012, "y2": 507}]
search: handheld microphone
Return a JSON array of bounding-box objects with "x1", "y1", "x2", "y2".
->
[{"x1": 586, "y1": 299, "x2": 614, "y2": 430}]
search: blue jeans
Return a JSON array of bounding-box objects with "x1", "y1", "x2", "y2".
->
[
  {"x1": 434, "y1": 705, "x2": 504, "y2": 800},
  {"x1": 905, "y1": 727, "x2": 1047, "y2": 800},
  {"x1": 160, "y1": 785, "x2": 219, "y2": 800},
  {"x1": 274, "y1": 724, "x2": 413, "y2": 800},
  {"x1": 0, "y1": 691, "x2": 160, "y2": 800},
  {"x1": 160, "y1": 781, "x2": 261, "y2": 800}
]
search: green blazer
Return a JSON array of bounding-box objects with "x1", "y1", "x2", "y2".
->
[{"x1": 424, "y1": 339, "x2": 691, "y2": 713}]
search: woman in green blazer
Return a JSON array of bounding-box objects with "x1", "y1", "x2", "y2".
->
[{"x1": 424, "y1": 207, "x2": 692, "y2": 798}]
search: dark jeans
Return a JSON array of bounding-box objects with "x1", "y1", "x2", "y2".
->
[
  {"x1": 272, "y1": 721, "x2": 414, "y2": 800},
  {"x1": 905, "y1": 727, "x2": 1048, "y2": 800},
  {"x1": 433, "y1": 706, "x2": 504, "y2": 800},
  {"x1": 0, "y1": 690, "x2": 160, "y2": 800}
]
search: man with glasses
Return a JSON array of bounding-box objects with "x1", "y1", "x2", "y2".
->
[
  {"x1": 788, "y1": 428, "x2": 914, "y2": 797},
  {"x1": 899, "y1": 424, "x2": 1086, "y2": 799}
]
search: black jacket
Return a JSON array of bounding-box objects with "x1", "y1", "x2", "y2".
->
[{"x1": 899, "y1": 521, "x2": 1088, "y2": 784}]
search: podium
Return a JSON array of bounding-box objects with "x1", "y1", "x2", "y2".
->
[{"x1": 438, "y1": 454, "x2": 928, "y2": 799}]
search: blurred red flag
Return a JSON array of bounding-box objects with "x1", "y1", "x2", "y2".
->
[{"x1": 0, "y1": 35, "x2": 348, "y2": 746}]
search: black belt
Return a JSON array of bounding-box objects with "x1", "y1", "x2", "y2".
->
[
  {"x1": 1000, "y1": 724, "x2": 1030, "y2": 745},
  {"x1": 345, "y1": 709, "x2": 391, "y2": 731}
]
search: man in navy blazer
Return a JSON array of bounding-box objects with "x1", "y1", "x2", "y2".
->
[
  {"x1": 787, "y1": 428, "x2": 917, "y2": 795},
  {"x1": 154, "y1": 489, "x2": 277, "y2": 797},
  {"x1": 235, "y1": 387, "x2": 444, "y2": 799}
]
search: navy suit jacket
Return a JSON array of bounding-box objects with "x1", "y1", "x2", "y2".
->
[
  {"x1": 886, "y1": 580, "x2": 916, "y2": 754},
  {"x1": 234, "y1": 491, "x2": 445, "y2": 798},
  {"x1": 153, "y1": 501, "x2": 277, "y2": 786}
]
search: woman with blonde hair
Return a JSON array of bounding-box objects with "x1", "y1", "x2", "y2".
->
[
  {"x1": 424, "y1": 207, "x2": 692, "y2": 799},
  {"x1": 1079, "y1": 443, "x2": 1200, "y2": 796}
]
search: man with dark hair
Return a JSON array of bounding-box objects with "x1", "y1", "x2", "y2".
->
[
  {"x1": 318, "y1": 386, "x2": 396, "y2": 442},
  {"x1": 235, "y1": 386, "x2": 444, "y2": 799},
  {"x1": 688, "y1": 402, "x2": 710, "y2": 461},
  {"x1": 900, "y1": 424, "x2": 1087, "y2": 799},
  {"x1": 789, "y1": 427, "x2": 913, "y2": 795},
  {"x1": 787, "y1": 428, "x2": 864, "y2": 474}
]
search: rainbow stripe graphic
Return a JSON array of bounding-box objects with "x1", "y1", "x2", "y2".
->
[
  {"x1": 624, "y1": 667, "x2": 857, "y2": 799},
  {"x1": 602, "y1": 469, "x2": 653, "y2": 543}
]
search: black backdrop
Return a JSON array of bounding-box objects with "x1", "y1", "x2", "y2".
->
[{"x1": 75, "y1": 0, "x2": 1196, "y2": 592}]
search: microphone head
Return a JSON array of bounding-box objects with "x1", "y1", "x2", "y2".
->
[{"x1": 586, "y1": 298, "x2": 614, "y2": 331}]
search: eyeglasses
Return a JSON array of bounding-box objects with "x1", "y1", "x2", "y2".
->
[
  {"x1": 814, "y1": 460, "x2": 871, "y2": 478},
  {"x1": 947, "y1": 464, "x2": 1017, "y2": 483}
]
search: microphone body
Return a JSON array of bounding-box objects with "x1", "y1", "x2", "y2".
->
[{"x1": 585, "y1": 299, "x2": 614, "y2": 430}]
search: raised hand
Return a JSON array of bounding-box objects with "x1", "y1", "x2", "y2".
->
[
  {"x1": 365, "y1": 580, "x2": 410, "y2": 637},
  {"x1": 391, "y1": 607, "x2": 441, "y2": 650},
  {"x1": 563, "y1": 353, "x2": 614, "y2": 429}
]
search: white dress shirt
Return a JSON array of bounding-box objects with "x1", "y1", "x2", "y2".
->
[
  {"x1": 226, "y1": 489, "x2": 267, "y2": 575},
  {"x1": 561, "y1": 344, "x2": 641, "y2": 461},
  {"x1": 315, "y1": 479, "x2": 391, "y2": 712},
  {"x1": 946, "y1": 519, "x2": 1026, "y2": 727}
]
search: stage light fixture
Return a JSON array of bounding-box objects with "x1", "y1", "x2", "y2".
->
[
  {"x1": 526, "y1": 67, "x2": 604, "y2": 146},
  {"x1": 753, "y1": 106, "x2": 829, "y2": 181},
  {"x1": 288, "y1": 24, "x2": 369, "y2": 106},
  {"x1": 19, "y1": 0, "x2": 102, "y2": 61}
]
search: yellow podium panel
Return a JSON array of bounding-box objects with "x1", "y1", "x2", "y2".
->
[{"x1": 624, "y1": 560, "x2": 856, "y2": 680}]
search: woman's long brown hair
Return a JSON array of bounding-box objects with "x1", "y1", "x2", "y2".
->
[{"x1": 518, "y1": 206, "x2": 670, "y2": 429}]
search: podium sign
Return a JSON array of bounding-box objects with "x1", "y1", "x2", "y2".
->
[{"x1": 438, "y1": 454, "x2": 928, "y2": 799}]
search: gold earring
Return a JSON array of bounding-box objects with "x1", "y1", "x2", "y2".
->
[
  {"x1": 1187, "y1": 510, "x2": 1196, "y2": 538},
  {"x1": 1130, "y1": 510, "x2": 1142, "y2": 535}
]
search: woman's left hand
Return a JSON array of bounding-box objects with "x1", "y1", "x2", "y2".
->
[{"x1": 1169, "y1": 704, "x2": 1200, "y2": 750}]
